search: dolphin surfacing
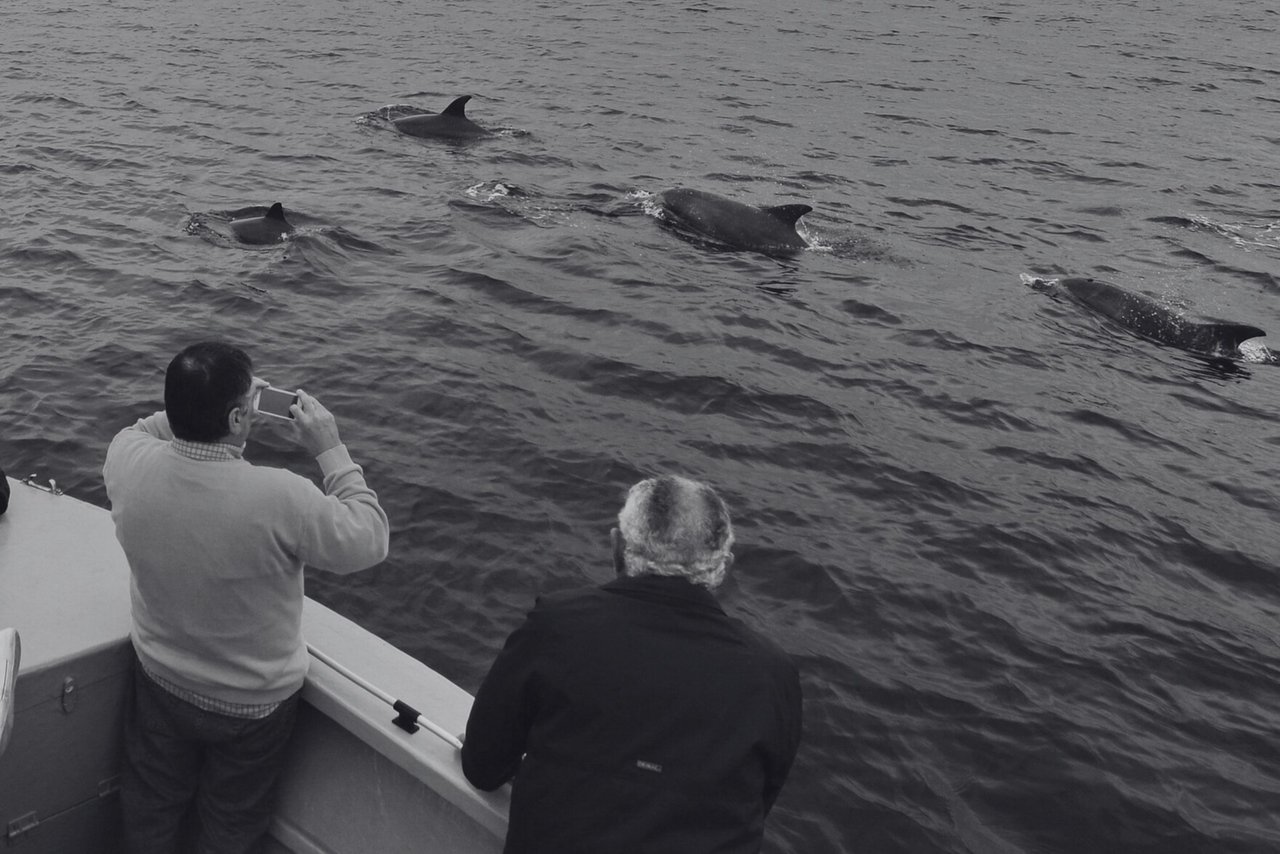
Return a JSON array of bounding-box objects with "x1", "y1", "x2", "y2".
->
[
  {"x1": 230, "y1": 202, "x2": 295, "y2": 245},
  {"x1": 392, "y1": 95, "x2": 490, "y2": 141},
  {"x1": 657, "y1": 188, "x2": 812, "y2": 256},
  {"x1": 1030, "y1": 275, "x2": 1265, "y2": 357}
]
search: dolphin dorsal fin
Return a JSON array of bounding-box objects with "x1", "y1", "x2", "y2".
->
[
  {"x1": 442, "y1": 95, "x2": 472, "y2": 117},
  {"x1": 763, "y1": 204, "x2": 813, "y2": 227},
  {"x1": 1213, "y1": 323, "x2": 1266, "y2": 349},
  {"x1": 266, "y1": 202, "x2": 287, "y2": 222}
]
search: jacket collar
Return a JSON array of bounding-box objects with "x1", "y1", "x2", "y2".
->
[{"x1": 602, "y1": 574, "x2": 725, "y2": 615}]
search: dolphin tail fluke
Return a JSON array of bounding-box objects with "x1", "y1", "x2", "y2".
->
[
  {"x1": 266, "y1": 202, "x2": 287, "y2": 222},
  {"x1": 763, "y1": 204, "x2": 813, "y2": 227},
  {"x1": 443, "y1": 95, "x2": 472, "y2": 117}
]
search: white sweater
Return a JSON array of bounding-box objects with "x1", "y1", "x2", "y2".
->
[{"x1": 103, "y1": 412, "x2": 390, "y2": 705}]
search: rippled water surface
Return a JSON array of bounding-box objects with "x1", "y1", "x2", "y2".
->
[{"x1": 4, "y1": 1, "x2": 1280, "y2": 851}]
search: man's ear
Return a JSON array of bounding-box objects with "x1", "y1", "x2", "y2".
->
[{"x1": 610, "y1": 527, "x2": 625, "y2": 577}]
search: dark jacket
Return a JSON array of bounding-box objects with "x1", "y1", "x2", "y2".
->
[{"x1": 462, "y1": 574, "x2": 803, "y2": 854}]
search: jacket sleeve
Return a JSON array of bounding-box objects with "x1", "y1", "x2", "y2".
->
[
  {"x1": 762, "y1": 659, "x2": 803, "y2": 814},
  {"x1": 294, "y1": 445, "x2": 390, "y2": 574},
  {"x1": 461, "y1": 611, "x2": 542, "y2": 791}
]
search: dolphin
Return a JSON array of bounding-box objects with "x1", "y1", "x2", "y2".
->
[
  {"x1": 392, "y1": 95, "x2": 490, "y2": 141},
  {"x1": 1028, "y1": 275, "x2": 1265, "y2": 357},
  {"x1": 656, "y1": 188, "x2": 812, "y2": 256},
  {"x1": 230, "y1": 202, "x2": 294, "y2": 245}
]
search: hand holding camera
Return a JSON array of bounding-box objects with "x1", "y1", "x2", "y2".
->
[
  {"x1": 289, "y1": 390, "x2": 342, "y2": 457},
  {"x1": 255, "y1": 384, "x2": 342, "y2": 457}
]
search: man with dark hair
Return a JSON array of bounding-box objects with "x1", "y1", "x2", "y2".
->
[
  {"x1": 462, "y1": 474, "x2": 802, "y2": 854},
  {"x1": 162, "y1": 341, "x2": 257, "y2": 443},
  {"x1": 103, "y1": 341, "x2": 390, "y2": 854}
]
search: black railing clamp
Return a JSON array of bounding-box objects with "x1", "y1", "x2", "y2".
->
[{"x1": 392, "y1": 700, "x2": 421, "y2": 734}]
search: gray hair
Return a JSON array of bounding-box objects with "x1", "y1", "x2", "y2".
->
[{"x1": 617, "y1": 475, "x2": 735, "y2": 589}]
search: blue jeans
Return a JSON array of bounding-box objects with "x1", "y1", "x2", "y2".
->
[{"x1": 120, "y1": 652, "x2": 300, "y2": 854}]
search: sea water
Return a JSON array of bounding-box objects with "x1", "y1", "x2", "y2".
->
[{"x1": 3, "y1": 1, "x2": 1279, "y2": 851}]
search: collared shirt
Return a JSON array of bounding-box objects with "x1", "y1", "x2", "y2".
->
[
  {"x1": 170, "y1": 437, "x2": 243, "y2": 463},
  {"x1": 142, "y1": 662, "x2": 282, "y2": 719}
]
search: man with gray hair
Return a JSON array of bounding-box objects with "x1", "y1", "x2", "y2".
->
[{"x1": 462, "y1": 474, "x2": 802, "y2": 854}]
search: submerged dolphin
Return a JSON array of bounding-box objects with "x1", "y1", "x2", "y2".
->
[
  {"x1": 657, "y1": 188, "x2": 812, "y2": 256},
  {"x1": 1028, "y1": 275, "x2": 1265, "y2": 357},
  {"x1": 230, "y1": 202, "x2": 294, "y2": 245},
  {"x1": 392, "y1": 95, "x2": 490, "y2": 141}
]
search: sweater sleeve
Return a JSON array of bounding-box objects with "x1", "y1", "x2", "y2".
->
[
  {"x1": 131, "y1": 411, "x2": 175, "y2": 441},
  {"x1": 293, "y1": 444, "x2": 390, "y2": 574},
  {"x1": 104, "y1": 412, "x2": 172, "y2": 485},
  {"x1": 461, "y1": 612, "x2": 541, "y2": 791}
]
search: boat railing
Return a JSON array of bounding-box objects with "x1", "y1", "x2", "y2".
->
[{"x1": 306, "y1": 642, "x2": 464, "y2": 748}]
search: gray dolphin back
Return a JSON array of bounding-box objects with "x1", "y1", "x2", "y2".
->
[
  {"x1": 658, "y1": 188, "x2": 811, "y2": 255},
  {"x1": 230, "y1": 202, "x2": 294, "y2": 245},
  {"x1": 1059, "y1": 277, "x2": 1264, "y2": 356},
  {"x1": 392, "y1": 95, "x2": 488, "y2": 140}
]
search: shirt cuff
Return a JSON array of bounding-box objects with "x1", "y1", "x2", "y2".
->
[{"x1": 315, "y1": 444, "x2": 355, "y2": 475}]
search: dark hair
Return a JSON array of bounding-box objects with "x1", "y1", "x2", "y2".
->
[{"x1": 164, "y1": 342, "x2": 253, "y2": 442}]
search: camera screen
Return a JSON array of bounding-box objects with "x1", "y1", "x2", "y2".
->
[{"x1": 256, "y1": 387, "x2": 298, "y2": 419}]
